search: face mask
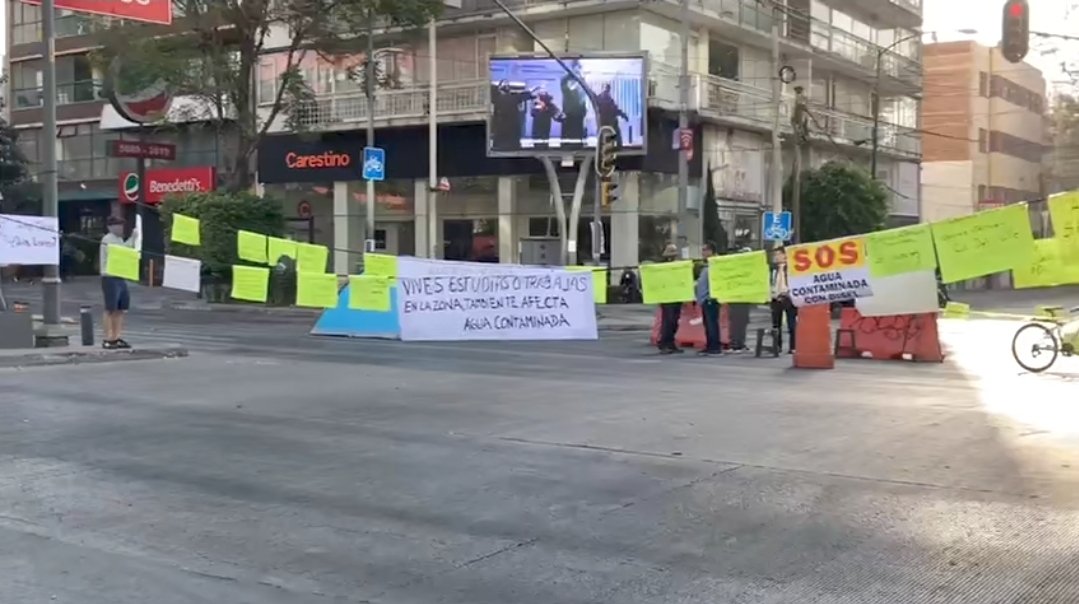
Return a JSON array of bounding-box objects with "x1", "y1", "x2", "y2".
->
[{"x1": 108, "y1": 225, "x2": 124, "y2": 237}]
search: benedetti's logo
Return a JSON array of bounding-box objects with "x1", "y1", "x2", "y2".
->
[{"x1": 285, "y1": 151, "x2": 352, "y2": 169}]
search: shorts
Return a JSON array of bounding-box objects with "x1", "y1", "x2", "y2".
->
[{"x1": 102, "y1": 276, "x2": 131, "y2": 312}]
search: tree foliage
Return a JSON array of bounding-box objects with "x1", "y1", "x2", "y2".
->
[
  {"x1": 1050, "y1": 94, "x2": 1079, "y2": 193},
  {"x1": 785, "y1": 161, "x2": 889, "y2": 243},
  {"x1": 161, "y1": 191, "x2": 285, "y2": 278},
  {"x1": 0, "y1": 74, "x2": 40, "y2": 215},
  {"x1": 91, "y1": 0, "x2": 445, "y2": 191}
]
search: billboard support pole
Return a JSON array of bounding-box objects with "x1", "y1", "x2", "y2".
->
[
  {"x1": 427, "y1": 18, "x2": 439, "y2": 259},
  {"x1": 540, "y1": 157, "x2": 568, "y2": 264},
  {"x1": 40, "y1": 0, "x2": 63, "y2": 334}
]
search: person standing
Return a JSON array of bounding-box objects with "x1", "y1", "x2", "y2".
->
[
  {"x1": 656, "y1": 243, "x2": 684, "y2": 354},
  {"x1": 695, "y1": 243, "x2": 722, "y2": 355},
  {"x1": 770, "y1": 246, "x2": 797, "y2": 354},
  {"x1": 99, "y1": 215, "x2": 137, "y2": 350},
  {"x1": 725, "y1": 246, "x2": 754, "y2": 354},
  {"x1": 595, "y1": 83, "x2": 629, "y2": 146}
]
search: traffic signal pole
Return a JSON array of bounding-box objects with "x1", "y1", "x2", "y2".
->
[{"x1": 40, "y1": 0, "x2": 65, "y2": 341}]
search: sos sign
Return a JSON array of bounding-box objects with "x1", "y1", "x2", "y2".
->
[{"x1": 790, "y1": 238, "x2": 865, "y2": 275}]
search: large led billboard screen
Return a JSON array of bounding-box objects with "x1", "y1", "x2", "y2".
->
[{"x1": 487, "y1": 54, "x2": 646, "y2": 156}]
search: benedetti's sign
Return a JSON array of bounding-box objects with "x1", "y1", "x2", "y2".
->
[{"x1": 394, "y1": 257, "x2": 599, "y2": 341}]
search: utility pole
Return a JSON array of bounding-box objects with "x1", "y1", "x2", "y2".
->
[
  {"x1": 870, "y1": 51, "x2": 882, "y2": 179},
  {"x1": 427, "y1": 18, "x2": 439, "y2": 259},
  {"x1": 364, "y1": 17, "x2": 377, "y2": 250},
  {"x1": 790, "y1": 86, "x2": 808, "y2": 244},
  {"x1": 675, "y1": 0, "x2": 690, "y2": 249},
  {"x1": 768, "y1": 0, "x2": 784, "y2": 224},
  {"x1": 40, "y1": 0, "x2": 63, "y2": 335}
]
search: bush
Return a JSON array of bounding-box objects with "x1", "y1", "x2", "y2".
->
[{"x1": 161, "y1": 191, "x2": 285, "y2": 278}]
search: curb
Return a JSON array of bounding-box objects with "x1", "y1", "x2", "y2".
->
[
  {"x1": 0, "y1": 347, "x2": 189, "y2": 369},
  {"x1": 164, "y1": 302, "x2": 321, "y2": 318}
]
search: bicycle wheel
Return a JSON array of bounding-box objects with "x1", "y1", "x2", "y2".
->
[{"x1": 1012, "y1": 322, "x2": 1060, "y2": 373}]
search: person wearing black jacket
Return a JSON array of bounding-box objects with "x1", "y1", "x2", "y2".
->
[{"x1": 657, "y1": 243, "x2": 684, "y2": 354}]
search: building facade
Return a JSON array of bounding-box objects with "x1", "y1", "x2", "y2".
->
[
  {"x1": 3, "y1": 2, "x2": 229, "y2": 274},
  {"x1": 257, "y1": 0, "x2": 923, "y2": 273},
  {"x1": 921, "y1": 41, "x2": 1048, "y2": 224}
]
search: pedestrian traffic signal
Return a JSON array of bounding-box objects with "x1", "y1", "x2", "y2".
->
[
  {"x1": 600, "y1": 179, "x2": 619, "y2": 207},
  {"x1": 1001, "y1": 0, "x2": 1029, "y2": 64},
  {"x1": 596, "y1": 126, "x2": 617, "y2": 179}
]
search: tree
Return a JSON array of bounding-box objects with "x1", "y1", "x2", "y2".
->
[
  {"x1": 91, "y1": 0, "x2": 445, "y2": 191},
  {"x1": 785, "y1": 161, "x2": 889, "y2": 243},
  {"x1": 701, "y1": 164, "x2": 729, "y2": 253},
  {"x1": 1049, "y1": 94, "x2": 1079, "y2": 193},
  {"x1": 0, "y1": 74, "x2": 40, "y2": 215}
]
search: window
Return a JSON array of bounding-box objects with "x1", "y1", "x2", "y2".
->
[
  {"x1": 979, "y1": 72, "x2": 988, "y2": 96},
  {"x1": 12, "y1": 2, "x2": 42, "y2": 45},
  {"x1": 708, "y1": 41, "x2": 740, "y2": 80},
  {"x1": 977, "y1": 184, "x2": 987, "y2": 201},
  {"x1": 978, "y1": 128, "x2": 987, "y2": 153},
  {"x1": 987, "y1": 130, "x2": 1045, "y2": 163}
]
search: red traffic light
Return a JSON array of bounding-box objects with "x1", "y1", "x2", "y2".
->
[{"x1": 1009, "y1": 2, "x2": 1025, "y2": 17}]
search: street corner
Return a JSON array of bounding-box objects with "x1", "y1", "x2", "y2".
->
[{"x1": 0, "y1": 345, "x2": 189, "y2": 370}]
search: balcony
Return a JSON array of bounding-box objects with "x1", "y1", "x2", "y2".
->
[
  {"x1": 11, "y1": 80, "x2": 105, "y2": 110},
  {"x1": 824, "y1": 0, "x2": 922, "y2": 31},
  {"x1": 285, "y1": 67, "x2": 919, "y2": 160}
]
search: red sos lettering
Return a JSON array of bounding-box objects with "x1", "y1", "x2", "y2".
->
[{"x1": 792, "y1": 241, "x2": 860, "y2": 271}]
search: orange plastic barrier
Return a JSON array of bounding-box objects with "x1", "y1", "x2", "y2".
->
[
  {"x1": 649, "y1": 302, "x2": 705, "y2": 350},
  {"x1": 834, "y1": 308, "x2": 944, "y2": 362},
  {"x1": 793, "y1": 304, "x2": 835, "y2": 369}
]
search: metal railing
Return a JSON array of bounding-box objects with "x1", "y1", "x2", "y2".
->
[
  {"x1": 289, "y1": 80, "x2": 487, "y2": 129},
  {"x1": 11, "y1": 80, "x2": 105, "y2": 110},
  {"x1": 285, "y1": 66, "x2": 919, "y2": 159}
]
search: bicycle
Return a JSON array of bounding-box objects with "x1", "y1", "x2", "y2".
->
[{"x1": 1011, "y1": 305, "x2": 1079, "y2": 373}]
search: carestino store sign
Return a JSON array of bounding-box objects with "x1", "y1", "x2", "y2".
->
[{"x1": 257, "y1": 134, "x2": 364, "y2": 184}]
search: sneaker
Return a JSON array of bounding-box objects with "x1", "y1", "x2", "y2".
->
[
  {"x1": 669, "y1": 347, "x2": 685, "y2": 354},
  {"x1": 102, "y1": 340, "x2": 118, "y2": 350},
  {"x1": 788, "y1": 349, "x2": 796, "y2": 355},
  {"x1": 114, "y1": 339, "x2": 132, "y2": 349},
  {"x1": 730, "y1": 346, "x2": 750, "y2": 355}
]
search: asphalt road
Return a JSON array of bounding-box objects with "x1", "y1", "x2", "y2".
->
[{"x1": 3, "y1": 308, "x2": 1079, "y2": 603}]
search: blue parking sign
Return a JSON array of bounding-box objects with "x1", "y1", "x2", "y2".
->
[
  {"x1": 762, "y1": 211, "x2": 792, "y2": 242},
  {"x1": 363, "y1": 147, "x2": 385, "y2": 181}
]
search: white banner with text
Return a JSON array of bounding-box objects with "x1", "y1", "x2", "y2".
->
[{"x1": 395, "y1": 257, "x2": 599, "y2": 341}]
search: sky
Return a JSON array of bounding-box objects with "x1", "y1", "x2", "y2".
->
[{"x1": 924, "y1": 0, "x2": 1077, "y2": 93}]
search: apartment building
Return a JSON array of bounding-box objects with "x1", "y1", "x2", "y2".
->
[
  {"x1": 255, "y1": 0, "x2": 923, "y2": 272},
  {"x1": 3, "y1": 2, "x2": 228, "y2": 274},
  {"x1": 921, "y1": 41, "x2": 1048, "y2": 223}
]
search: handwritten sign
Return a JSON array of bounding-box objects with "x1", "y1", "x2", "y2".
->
[
  {"x1": 171, "y1": 214, "x2": 200, "y2": 246},
  {"x1": 395, "y1": 257, "x2": 598, "y2": 341},
  {"x1": 349, "y1": 275, "x2": 392, "y2": 311},
  {"x1": 364, "y1": 252, "x2": 398, "y2": 278},
  {"x1": 296, "y1": 242, "x2": 329, "y2": 273},
  {"x1": 104, "y1": 244, "x2": 140, "y2": 281},
  {"x1": 865, "y1": 224, "x2": 937, "y2": 277},
  {"x1": 236, "y1": 230, "x2": 267, "y2": 264},
  {"x1": 268, "y1": 237, "x2": 297, "y2": 265},
  {"x1": 1012, "y1": 238, "x2": 1079, "y2": 289},
  {"x1": 231, "y1": 265, "x2": 269, "y2": 303},
  {"x1": 707, "y1": 251, "x2": 770, "y2": 303},
  {"x1": 0, "y1": 214, "x2": 59, "y2": 266},
  {"x1": 296, "y1": 272, "x2": 340, "y2": 308},
  {"x1": 931, "y1": 204, "x2": 1035, "y2": 284},
  {"x1": 1049, "y1": 192, "x2": 1079, "y2": 261},
  {"x1": 567, "y1": 266, "x2": 609, "y2": 304},
  {"x1": 789, "y1": 237, "x2": 866, "y2": 276},
  {"x1": 639, "y1": 261, "x2": 694, "y2": 304}
]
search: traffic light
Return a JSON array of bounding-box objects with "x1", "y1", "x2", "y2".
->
[
  {"x1": 1001, "y1": 0, "x2": 1029, "y2": 64},
  {"x1": 600, "y1": 179, "x2": 619, "y2": 207},
  {"x1": 596, "y1": 126, "x2": 617, "y2": 178}
]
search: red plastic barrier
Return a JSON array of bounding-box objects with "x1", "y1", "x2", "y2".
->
[
  {"x1": 835, "y1": 307, "x2": 945, "y2": 362},
  {"x1": 793, "y1": 304, "x2": 835, "y2": 369}
]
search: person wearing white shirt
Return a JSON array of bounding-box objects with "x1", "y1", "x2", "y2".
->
[
  {"x1": 769, "y1": 246, "x2": 797, "y2": 354},
  {"x1": 99, "y1": 215, "x2": 137, "y2": 349}
]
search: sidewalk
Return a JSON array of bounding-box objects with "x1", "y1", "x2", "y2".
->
[{"x1": 0, "y1": 342, "x2": 188, "y2": 369}]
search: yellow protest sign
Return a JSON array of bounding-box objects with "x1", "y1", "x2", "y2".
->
[
  {"x1": 639, "y1": 261, "x2": 694, "y2": 304},
  {"x1": 296, "y1": 272, "x2": 340, "y2": 308},
  {"x1": 348, "y1": 275, "x2": 392, "y2": 311},
  {"x1": 567, "y1": 266, "x2": 608, "y2": 304},
  {"x1": 1048, "y1": 191, "x2": 1079, "y2": 260},
  {"x1": 104, "y1": 245, "x2": 140, "y2": 281},
  {"x1": 296, "y1": 242, "x2": 329, "y2": 273},
  {"x1": 1012, "y1": 238, "x2": 1079, "y2": 289},
  {"x1": 236, "y1": 230, "x2": 267, "y2": 264},
  {"x1": 171, "y1": 214, "x2": 200, "y2": 246},
  {"x1": 364, "y1": 253, "x2": 398, "y2": 278},
  {"x1": 707, "y1": 250, "x2": 770, "y2": 303},
  {"x1": 865, "y1": 223, "x2": 937, "y2": 277},
  {"x1": 267, "y1": 237, "x2": 297, "y2": 265},
  {"x1": 231, "y1": 265, "x2": 269, "y2": 303},
  {"x1": 930, "y1": 204, "x2": 1035, "y2": 284},
  {"x1": 942, "y1": 301, "x2": 970, "y2": 319}
]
